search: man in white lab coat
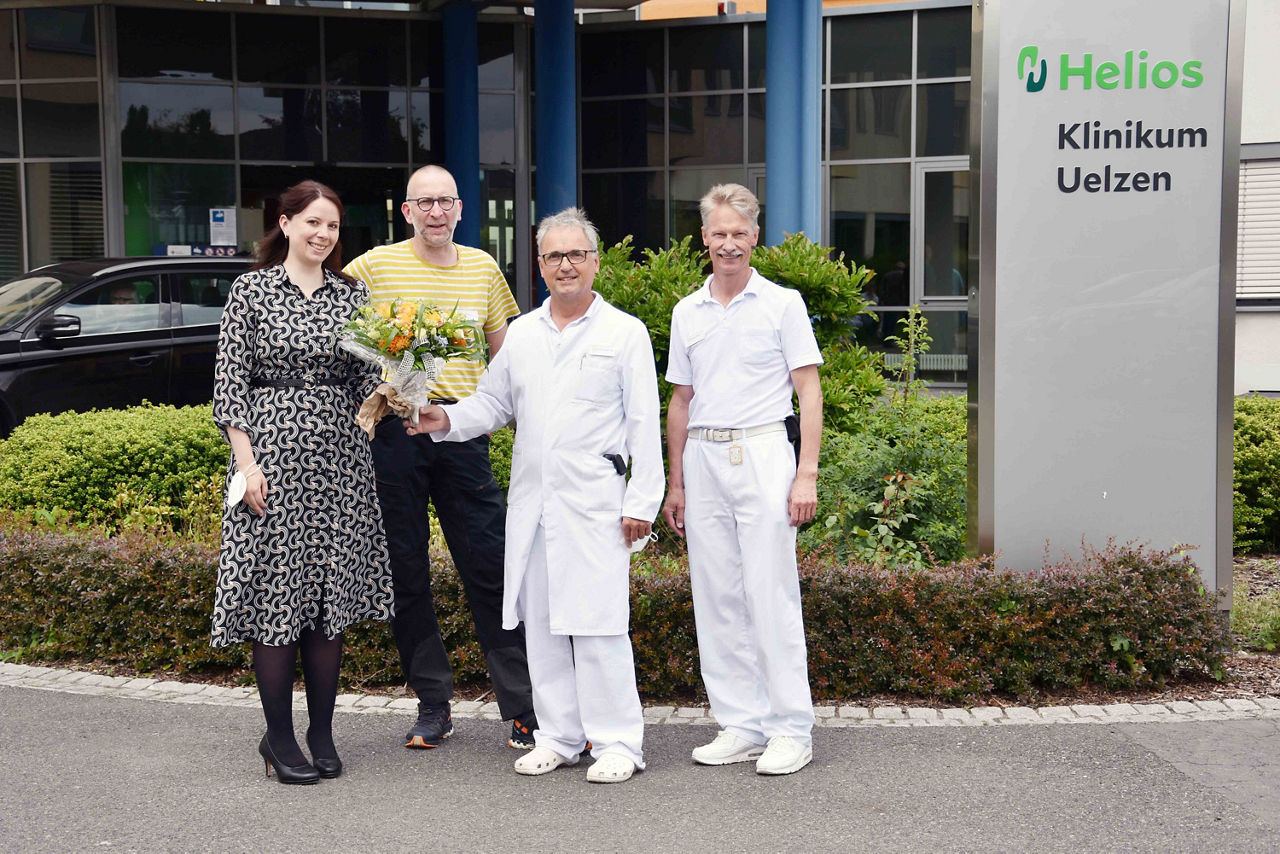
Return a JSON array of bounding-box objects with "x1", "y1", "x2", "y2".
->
[
  {"x1": 409, "y1": 207, "x2": 664, "y2": 783},
  {"x1": 663, "y1": 183, "x2": 824, "y2": 776}
]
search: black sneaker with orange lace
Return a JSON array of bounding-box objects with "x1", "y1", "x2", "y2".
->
[
  {"x1": 405, "y1": 702, "x2": 453, "y2": 749},
  {"x1": 508, "y1": 711, "x2": 537, "y2": 749}
]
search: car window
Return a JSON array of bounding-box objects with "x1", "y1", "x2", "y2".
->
[
  {"x1": 0, "y1": 274, "x2": 81, "y2": 331},
  {"x1": 175, "y1": 273, "x2": 233, "y2": 327},
  {"x1": 58, "y1": 277, "x2": 163, "y2": 336}
]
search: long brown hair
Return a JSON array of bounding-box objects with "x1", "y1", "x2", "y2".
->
[{"x1": 253, "y1": 180, "x2": 355, "y2": 283}]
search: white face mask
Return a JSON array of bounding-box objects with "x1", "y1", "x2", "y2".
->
[
  {"x1": 627, "y1": 531, "x2": 658, "y2": 554},
  {"x1": 226, "y1": 470, "x2": 248, "y2": 508}
]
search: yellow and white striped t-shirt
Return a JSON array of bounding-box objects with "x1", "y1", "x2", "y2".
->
[{"x1": 344, "y1": 240, "x2": 520, "y2": 401}]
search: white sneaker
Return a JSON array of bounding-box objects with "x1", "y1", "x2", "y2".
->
[
  {"x1": 755, "y1": 736, "x2": 812, "y2": 775},
  {"x1": 691, "y1": 730, "x2": 766, "y2": 766},
  {"x1": 514, "y1": 745, "x2": 578, "y2": 776},
  {"x1": 586, "y1": 751, "x2": 637, "y2": 784}
]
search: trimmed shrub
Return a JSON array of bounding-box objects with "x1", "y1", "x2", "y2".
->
[
  {"x1": 1233, "y1": 395, "x2": 1280, "y2": 554},
  {"x1": 0, "y1": 520, "x2": 1226, "y2": 702}
]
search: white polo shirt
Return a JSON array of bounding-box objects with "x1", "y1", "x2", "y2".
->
[{"x1": 666, "y1": 269, "x2": 822, "y2": 430}]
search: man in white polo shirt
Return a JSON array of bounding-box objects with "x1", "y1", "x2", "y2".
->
[{"x1": 662, "y1": 183, "x2": 824, "y2": 776}]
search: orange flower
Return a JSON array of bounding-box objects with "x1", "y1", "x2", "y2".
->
[
  {"x1": 394, "y1": 302, "x2": 417, "y2": 332},
  {"x1": 449, "y1": 330, "x2": 472, "y2": 346},
  {"x1": 387, "y1": 334, "x2": 412, "y2": 354}
]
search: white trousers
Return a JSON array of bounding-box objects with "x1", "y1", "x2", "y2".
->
[
  {"x1": 516, "y1": 524, "x2": 645, "y2": 767},
  {"x1": 684, "y1": 432, "x2": 814, "y2": 745}
]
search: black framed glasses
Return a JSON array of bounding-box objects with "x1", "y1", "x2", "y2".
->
[
  {"x1": 538, "y1": 249, "x2": 597, "y2": 266},
  {"x1": 406, "y1": 196, "x2": 458, "y2": 212}
]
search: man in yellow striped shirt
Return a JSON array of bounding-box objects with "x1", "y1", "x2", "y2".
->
[{"x1": 344, "y1": 165, "x2": 535, "y2": 752}]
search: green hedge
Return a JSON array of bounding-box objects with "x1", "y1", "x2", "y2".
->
[
  {"x1": 0, "y1": 520, "x2": 1226, "y2": 702},
  {"x1": 1233, "y1": 395, "x2": 1280, "y2": 554}
]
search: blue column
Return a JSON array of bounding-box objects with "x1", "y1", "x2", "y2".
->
[
  {"x1": 443, "y1": 0, "x2": 481, "y2": 248},
  {"x1": 765, "y1": 0, "x2": 822, "y2": 246},
  {"x1": 534, "y1": 0, "x2": 577, "y2": 227}
]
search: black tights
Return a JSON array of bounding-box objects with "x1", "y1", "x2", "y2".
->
[{"x1": 253, "y1": 628, "x2": 343, "y2": 766}]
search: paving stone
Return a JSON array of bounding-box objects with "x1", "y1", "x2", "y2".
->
[
  {"x1": 971, "y1": 707, "x2": 1004, "y2": 721},
  {"x1": 451, "y1": 700, "x2": 481, "y2": 714},
  {"x1": 387, "y1": 698, "x2": 419, "y2": 712},
  {"x1": 1069, "y1": 704, "x2": 1105, "y2": 717},
  {"x1": 814, "y1": 706, "x2": 837, "y2": 718},
  {"x1": 646, "y1": 705, "x2": 675, "y2": 717},
  {"x1": 838, "y1": 706, "x2": 870, "y2": 719},
  {"x1": 335, "y1": 693, "x2": 363, "y2": 707},
  {"x1": 688, "y1": 716, "x2": 717, "y2": 726},
  {"x1": 1223, "y1": 698, "x2": 1260, "y2": 712},
  {"x1": 1003, "y1": 707, "x2": 1038, "y2": 721},
  {"x1": 822, "y1": 717, "x2": 859, "y2": 727},
  {"x1": 1192, "y1": 699, "x2": 1229, "y2": 713},
  {"x1": 477, "y1": 702, "x2": 500, "y2": 716},
  {"x1": 355, "y1": 696, "x2": 390, "y2": 708},
  {"x1": 939, "y1": 708, "x2": 973, "y2": 721},
  {"x1": 120, "y1": 678, "x2": 157, "y2": 690},
  {"x1": 1132, "y1": 703, "x2": 1172, "y2": 715},
  {"x1": 675, "y1": 706, "x2": 707, "y2": 718},
  {"x1": 21, "y1": 666, "x2": 54, "y2": 677},
  {"x1": 1038, "y1": 706, "x2": 1075, "y2": 720},
  {"x1": 54, "y1": 671, "x2": 89, "y2": 684},
  {"x1": 153, "y1": 681, "x2": 204, "y2": 695},
  {"x1": 197, "y1": 685, "x2": 230, "y2": 697},
  {"x1": 1167, "y1": 700, "x2": 1200, "y2": 714},
  {"x1": 906, "y1": 708, "x2": 937, "y2": 720},
  {"x1": 1101, "y1": 703, "x2": 1138, "y2": 717},
  {"x1": 1255, "y1": 697, "x2": 1280, "y2": 710},
  {"x1": 871, "y1": 706, "x2": 904, "y2": 720}
]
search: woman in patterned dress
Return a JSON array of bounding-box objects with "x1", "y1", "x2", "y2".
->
[{"x1": 211, "y1": 180, "x2": 392, "y2": 784}]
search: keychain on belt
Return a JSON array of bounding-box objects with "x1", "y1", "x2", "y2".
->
[{"x1": 729, "y1": 443, "x2": 743, "y2": 465}]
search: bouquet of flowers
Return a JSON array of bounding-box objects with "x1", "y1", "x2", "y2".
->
[{"x1": 339, "y1": 299, "x2": 486, "y2": 423}]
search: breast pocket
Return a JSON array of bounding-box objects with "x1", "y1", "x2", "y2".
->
[
  {"x1": 738, "y1": 327, "x2": 780, "y2": 367},
  {"x1": 572, "y1": 351, "x2": 622, "y2": 406}
]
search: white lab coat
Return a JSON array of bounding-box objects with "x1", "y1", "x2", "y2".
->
[{"x1": 433, "y1": 293, "x2": 664, "y2": 636}]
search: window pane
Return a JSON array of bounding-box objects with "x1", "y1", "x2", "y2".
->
[
  {"x1": 122, "y1": 162, "x2": 237, "y2": 255},
  {"x1": 670, "y1": 167, "x2": 747, "y2": 246},
  {"x1": 669, "y1": 94, "x2": 742, "y2": 166},
  {"x1": 829, "y1": 163, "x2": 910, "y2": 303},
  {"x1": 581, "y1": 98, "x2": 663, "y2": 169},
  {"x1": 410, "y1": 90, "x2": 444, "y2": 164},
  {"x1": 19, "y1": 8, "x2": 95, "y2": 80},
  {"x1": 582, "y1": 171, "x2": 665, "y2": 255},
  {"x1": 479, "y1": 169, "x2": 515, "y2": 284},
  {"x1": 26, "y1": 162, "x2": 103, "y2": 267},
  {"x1": 120, "y1": 82, "x2": 233, "y2": 159},
  {"x1": 918, "y1": 7, "x2": 971, "y2": 79},
  {"x1": 238, "y1": 87, "x2": 322, "y2": 162},
  {"x1": 175, "y1": 273, "x2": 234, "y2": 328},
  {"x1": 580, "y1": 30, "x2": 661, "y2": 97},
  {"x1": 478, "y1": 23, "x2": 513, "y2": 90},
  {"x1": 117, "y1": 8, "x2": 231, "y2": 81},
  {"x1": 0, "y1": 164, "x2": 21, "y2": 279},
  {"x1": 327, "y1": 89, "x2": 408, "y2": 163},
  {"x1": 59, "y1": 277, "x2": 162, "y2": 336},
  {"x1": 23, "y1": 82, "x2": 99, "y2": 157},
  {"x1": 829, "y1": 86, "x2": 910, "y2": 160},
  {"x1": 747, "y1": 22, "x2": 765, "y2": 89},
  {"x1": 922, "y1": 170, "x2": 969, "y2": 298},
  {"x1": 864, "y1": 308, "x2": 968, "y2": 383},
  {"x1": 479, "y1": 93, "x2": 514, "y2": 165},
  {"x1": 747, "y1": 93, "x2": 765, "y2": 163},
  {"x1": 917, "y1": 82, "x2": 969, "y2": 157},
  {"x1": 326, "y1": 18, "x2": 406, "y2": 86},
  {"x1": 670, "y1": 25, "x2": 742, "y2": 92},
  {"x1": 409, "y1": 21, "x2": 444, "y2": 89},
  {"x1": 0, "y1": 84, "x2": 16, "y2": 156},
  {"x1": 1, "y1": 11, "x2": 16, "y2": 80},
  {"x1": 237, "y1": 14, "x2": 319, "y2": 84},
  {"x1": 829, "y1": 13, "x2": 910, "y2": 84}
]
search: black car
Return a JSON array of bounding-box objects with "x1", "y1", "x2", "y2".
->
[{"x1": 0, "y1": 257, "x2": 252, "y2": 436}]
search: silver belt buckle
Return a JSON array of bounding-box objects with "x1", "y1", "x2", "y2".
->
[{"x1": 709, "y1": 428, "x2": 732, "y2": 442}]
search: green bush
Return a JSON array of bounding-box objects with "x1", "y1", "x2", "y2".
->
[
  {"x1": 0, "y1": 520, "x2": 1226, "y2": 702},
  {"x1": 1230, "y1": 560, "x2": 1280, "y2": 651},
  {"x1": 1233, "y1": 395, "x2": 1280, "y2": 554},
  {"x1": 749, "y1": 232, "x2": 876, "y2": 350},
  {"x1": 0, "y1": 404, "x2": 226, "y2": 536}
]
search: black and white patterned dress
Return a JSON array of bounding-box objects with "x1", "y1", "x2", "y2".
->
[{"x1": 210, "y1": 264, "x2": 393, "y2": 647}]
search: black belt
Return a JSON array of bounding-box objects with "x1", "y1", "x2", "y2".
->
[{"x1": 250, "y1": 376, "x2": 348, "y2": 389}]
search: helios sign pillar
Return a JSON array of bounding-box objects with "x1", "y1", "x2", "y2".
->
[{"x1": 969, "y1": 0, "x2": 1245, "y2": 599}]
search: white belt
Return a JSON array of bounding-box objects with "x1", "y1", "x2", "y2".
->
[{"x1": 688, "y1": 422, "x2": 787, "y2": 442}]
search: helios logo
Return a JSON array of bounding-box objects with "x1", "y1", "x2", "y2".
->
[{"x1": 1018, "y1": 45, "x2": 1204, "y2": 92}]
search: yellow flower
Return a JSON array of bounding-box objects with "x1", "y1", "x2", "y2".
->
[{"x1": 373, "y1": 301, "x2": 393, "y2": 319}]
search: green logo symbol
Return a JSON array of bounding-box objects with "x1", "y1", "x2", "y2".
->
[{"x1": 1019, "y1": 45, "x2": 1047, "y2": 92}]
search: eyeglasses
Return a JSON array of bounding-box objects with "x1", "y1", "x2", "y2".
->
[
  {"x1": 538, "y1": 249, "x2": 597, "y2": 266},
  {"x1": 406, "y1": 196, "x2": 458, "y2": 212}
]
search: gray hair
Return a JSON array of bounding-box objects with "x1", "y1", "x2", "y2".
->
[
  {"x1": 536, "y1": 207, "x2": 600, "y2": 253},
  {"x1": 699, "y1": 183, "x2": 760, "y2": 230}
]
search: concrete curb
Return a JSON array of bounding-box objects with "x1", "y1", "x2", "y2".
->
[{"x1": 3, "y1": 661, "x2": 1278, "y2": 728}]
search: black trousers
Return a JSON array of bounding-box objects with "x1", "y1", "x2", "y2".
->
[{"x1": 370, "y1": 415, "x2": 532, "y2": 720}]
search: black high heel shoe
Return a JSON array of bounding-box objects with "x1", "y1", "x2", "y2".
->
[
  {"x1": 305, "y1": 728, "x2": 343, "y2": 779},
  {"x1": 258, "y1": 734, "x2": 320, "y2": 785}
]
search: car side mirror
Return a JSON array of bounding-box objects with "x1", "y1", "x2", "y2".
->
[{"x1": 35, "y1": 314, "x2": 81, "y2": 340}]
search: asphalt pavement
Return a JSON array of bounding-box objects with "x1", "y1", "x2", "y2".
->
[{"x1": 2, "y1": 682, "x2": 1279, "y2": 853}]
